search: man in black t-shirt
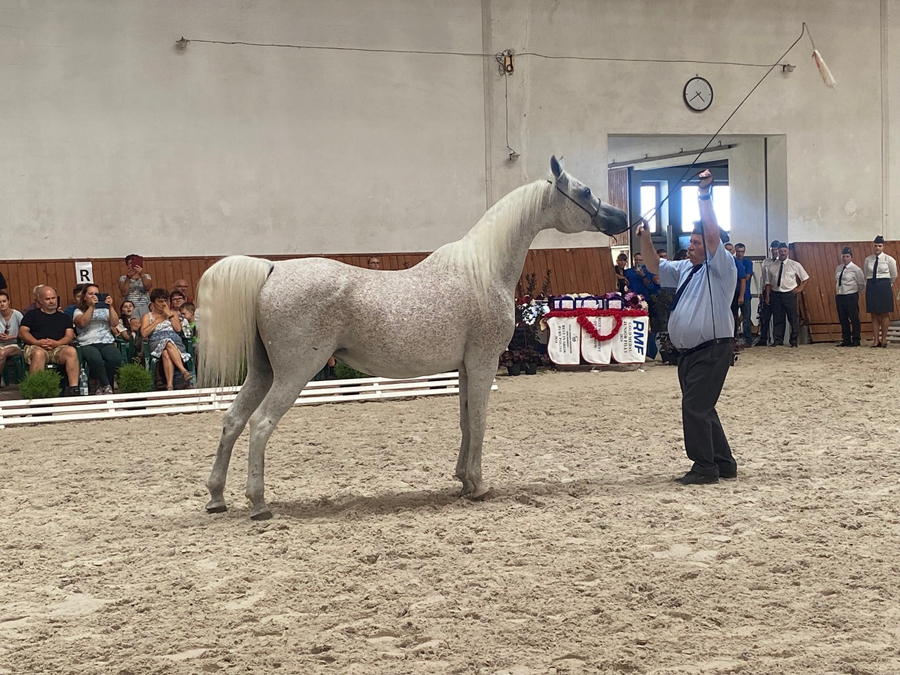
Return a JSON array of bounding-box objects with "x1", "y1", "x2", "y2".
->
[
  {"x1": 19, "y1": 285, "x2": 81, "y2": 395},
  {"x1": 0, "y1": 269, "x2": 7, "y2": 296}
]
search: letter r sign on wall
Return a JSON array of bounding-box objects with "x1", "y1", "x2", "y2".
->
[{"x1": 75, "y1": 262, "x2": 94, "y2": 284}]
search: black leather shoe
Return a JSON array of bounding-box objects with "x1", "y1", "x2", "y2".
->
[
  {"x1": 674, "y1": 471, "x2": 719, "y2": 485},
  {"x1": 719, "y1": 470, "x2": 738, "y2": 480},
  {"x1": 836, "y1": 342, "x2": 851, "y2": 347},
  {"x1": 850, "y1": 342, "x2": 860, "y2": 347},
  {"x1": 790, "y1": 343, "x2": 798, "y2": 348}
]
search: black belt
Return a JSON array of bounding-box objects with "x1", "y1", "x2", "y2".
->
[{"x1": 677, "y1": 337, "x2": 733, "y2": 358}]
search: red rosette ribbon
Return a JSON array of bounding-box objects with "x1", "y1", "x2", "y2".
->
[{"x1": 543, "y1": 307, "x2": 649, "y2": 342}]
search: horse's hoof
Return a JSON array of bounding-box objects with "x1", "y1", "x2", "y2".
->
[
  {"x1": 250, "y1": 510, "x2": 273, "y2": 521},
  {"x1": 206, "y1": 503, "x2": 227, "y2": 514},
  {"x1": 470, "y1": 488, "x2": 495, "y2": 502}
]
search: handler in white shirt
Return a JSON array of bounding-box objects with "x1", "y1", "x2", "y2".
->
[
  {"x1": 764, "y1": 243, "x2": 809, "y2": 347},
  {"x1": 862, "y1": 235, "x2": 898, "y2": 348},
  {"x1": 834, "y1": 246, "x2": 865, "y2": 347}
]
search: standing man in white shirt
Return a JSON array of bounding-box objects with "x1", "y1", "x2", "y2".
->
[
  {"x1": 862, "y1": 235, "x2": 898, "y2": 348},
  {"x1": 637, "y1": 170, "x2": 738, "y2": 485},
  {"x1": 834, "y1": 246, "x2": 866, "y2": 348},
  {"x1": 765, "y1": 243, "x2": 809, "y2": 348}
]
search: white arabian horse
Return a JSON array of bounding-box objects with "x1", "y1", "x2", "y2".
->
[{"x1": 198, "y1": 156, "x2": 628, "y2": 520}]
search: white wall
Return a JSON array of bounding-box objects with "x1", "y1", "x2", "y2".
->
[
  {"x1": 1, "y1": 0, "x2": 898, "y2": 259},
  {"x1": 0, "y1": 0, "x2": 487, "y2": 258}
]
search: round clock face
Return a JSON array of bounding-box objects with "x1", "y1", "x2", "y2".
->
[{"x1": 684, "y1": 76, "x2": 713, "y2": 112}]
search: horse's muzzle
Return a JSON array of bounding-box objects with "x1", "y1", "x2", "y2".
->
[{"x1": 593, "y1": 203, "x2": 629, "y2": 236}]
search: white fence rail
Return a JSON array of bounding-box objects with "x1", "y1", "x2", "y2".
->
[{"x1": 0, "y1": 372, "x2": 495, "y2": 429}]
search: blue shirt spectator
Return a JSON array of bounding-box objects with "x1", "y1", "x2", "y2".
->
[{"x1": 623, "y1": 254, "x2": 660, "y2": 298}]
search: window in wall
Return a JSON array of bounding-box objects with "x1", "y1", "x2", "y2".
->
[
  {"x1": 681, "y1": 185, "x2": 731, "y2": 232},
  {"x1": 640, "y1": 183, "x2": 660, "y2": 233}
]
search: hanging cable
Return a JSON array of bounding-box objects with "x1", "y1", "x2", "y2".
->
[{"x1": 178, "y1": 37, "x2": 792, "y2": 69}]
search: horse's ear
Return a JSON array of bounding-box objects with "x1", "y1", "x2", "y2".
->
[{"x1": 550, "y1": 155, "x2": 562, "y2": 179}]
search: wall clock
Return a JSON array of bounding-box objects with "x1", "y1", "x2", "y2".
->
[{"x1": 683, "y1": 76, "x2": 713, "y2": 112}]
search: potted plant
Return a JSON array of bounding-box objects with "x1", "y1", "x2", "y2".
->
[
  {"x1": 499, "y1": 350, "x2": 521, "y2": 376},
  {"x1": 521, "y1": 346, "x2": 541, "y2": 375},
  {"x1": 117, "y1": 363, "x2": 154, "y2": 394},
  {"x1": 19, "y1": 369, "x2": 63, "y2": 400}
]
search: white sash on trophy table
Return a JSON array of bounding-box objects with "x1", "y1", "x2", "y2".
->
[
  {"x1": 580, "y1": 316, "x2": 613, "y2": 365},
  {"x1": 545, "y1": 316, "x2": 581, "y2": 365},
  {"x1": 609, "y1": 316, "x2": 649, "y2": 364}
]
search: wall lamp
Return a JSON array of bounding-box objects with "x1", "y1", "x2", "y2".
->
[{"x1": 781, "y1": 63, "x2": 796, "y2": 73}]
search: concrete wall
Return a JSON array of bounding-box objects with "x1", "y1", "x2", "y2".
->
[
  {"x1": 1, "y1": 0, "x2": 898, "y2": 259},
  {"x1": 0, "y1": 0, "x2": 487, "y2": 258}
]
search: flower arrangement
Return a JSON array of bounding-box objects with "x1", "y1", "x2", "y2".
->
[
  {"x1": 500, "y1": 270, "x2": 553, "y2": 374},
  {"x1": 603, "y1": 291, "x2": 649, "y2": 312}
]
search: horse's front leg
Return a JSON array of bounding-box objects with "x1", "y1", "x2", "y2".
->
[
  {"x1": 458, "y1": 355, "x2": 497, "y2": 501},
  {"x1": 454, "y1": 364, "x2": 473, "y2": 496},
  {"x1": 245, "y1": 382, "x2": 303, "y2": 520}
]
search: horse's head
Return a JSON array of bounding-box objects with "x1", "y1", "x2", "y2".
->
[{"x1": 548, "y1": 156, "x2": 629, "y2": 236}]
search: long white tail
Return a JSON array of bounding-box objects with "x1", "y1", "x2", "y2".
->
[{"x1": 196, "y1": 255, "x2": 274, "y2": 387}]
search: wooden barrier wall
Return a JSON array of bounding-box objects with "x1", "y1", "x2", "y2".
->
[
  {"x1": 792, "y1": 241, "x2": 900, "y2": 343},
  {"x1": 0, "y1": 248, "x2": 619, "y2": 311}
]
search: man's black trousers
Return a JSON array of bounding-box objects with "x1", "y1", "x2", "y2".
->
[
  {"x1": 770, "y1": 290, "x2": 800, "y2": 346},
  {"x1": 677, "y1": 341, "x2": 736, "y2": 478},
  {"x1": 835, "y1": 293, "x2": 861, "y2": 344}
]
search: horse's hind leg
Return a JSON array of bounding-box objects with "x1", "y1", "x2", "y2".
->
[
  {"x1": 206, "y1": 337, "x2": 273, "y2": 514},
  {"x1": 244, "y1": 371, "x2": 317, "y2": 520}
]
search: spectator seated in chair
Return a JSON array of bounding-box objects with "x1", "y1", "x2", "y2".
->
[
  {"x1": 179, "y1": 302, "x2": 196, "y2": 340},
  {"x1": 74, "y1": 285, "x2": 123, "y2": 396},
  {"x1": 169, "y1": 291, "x2": 187, "y2": 320},
  {"x1": 141, "y1": 289, "x2": 193, "y2": 390},
  {"x1": 19, "y1": 285, "x2": 81, "y2": 396},
  {"x1": 173, "y1": 279, "x2": 194, "y2": 304},
  {"x1": 64, "y1": 284, "x2": 88, "y2": 319},
  {"x1": 0, "y1": 291, "x2": 24, "y2": 386},
  {"x1": 22, "y1": 285, "x2": 44, "y2": 314}
]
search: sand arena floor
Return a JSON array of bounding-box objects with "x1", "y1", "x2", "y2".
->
[{"x1": 1, "y1": 344, "x2": 899, "y2": 674}]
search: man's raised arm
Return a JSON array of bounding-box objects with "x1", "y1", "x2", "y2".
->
[{"x1": 697, "y1": 170, "x2": 720, "y2": 258}]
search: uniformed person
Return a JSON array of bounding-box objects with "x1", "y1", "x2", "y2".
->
[
  {"x1": 765, "y1": 243, "x2": 809, "y2": 348},
  {"x1": 637, "y1": 170, "x2": 738, "y2": 485},
  {"x1": 863, "y1": 235, "x2": 898, "y2": 348},
  {"x1": 834, "y1": 246, "x2": 865, "y2": 347}
]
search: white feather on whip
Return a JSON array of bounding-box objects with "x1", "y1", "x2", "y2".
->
[{"x1": 813, "y1": 49, "x2": 836, "y2": 88}]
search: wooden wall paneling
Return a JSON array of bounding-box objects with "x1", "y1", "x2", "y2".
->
[
  {"x1": 556, "y1": 248, "x2": 582, "y2": 293},
  {"x1": 547, "y1": 249, "x2": 566, "y2": 293},
  {"x1": 585, "y1": 248, "x2": 604, "y2": 294},
  {"x1": 572, "y1": 248, "x2": 590, "y2": 293},
  {"x1": 554, "y1": 248, "x2": 581, "y2": 293},
  {"x1": 592, "y1": 248, "x2": 607, "y2": 294},
  {"x1": 570, "y1": 248, "x2": 587, "y2": 293}
]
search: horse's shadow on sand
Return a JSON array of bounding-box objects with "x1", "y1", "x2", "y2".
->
[{"x1": 264, "y1": 474, "x2": 667, "y2": 522}]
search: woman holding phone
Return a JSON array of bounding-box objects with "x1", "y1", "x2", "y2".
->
[
  {"x1": 118, "y1": 253, "x2": 153, "y2": 319},
  {"x1": 74, "y1": 285, "x2": 123, "y2": 395},
  {"x1": 141, "y1": 289, "x2": 193, "y2": 390}
]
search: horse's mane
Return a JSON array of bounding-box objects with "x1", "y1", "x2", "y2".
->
[{"x1": 430, "y1": 180, "x2": 548, "y2": 295}]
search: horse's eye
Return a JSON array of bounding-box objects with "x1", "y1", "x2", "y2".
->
[{"x1": 582, "y1": 187, "x2": 591, "y2": 198}]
